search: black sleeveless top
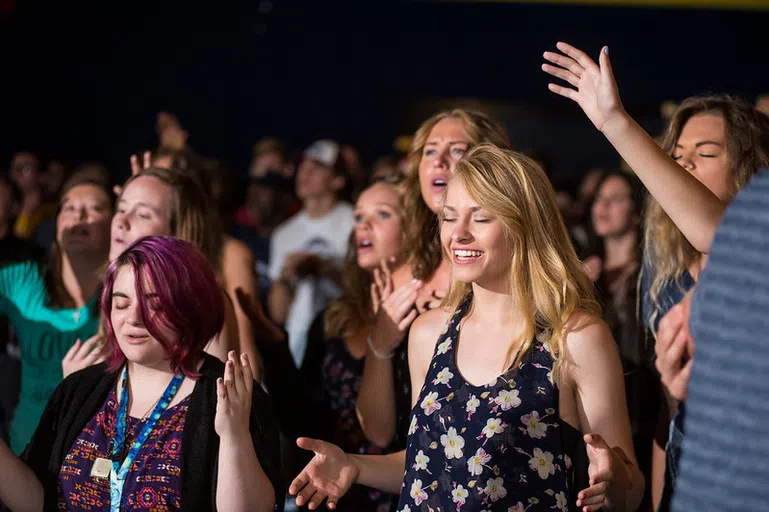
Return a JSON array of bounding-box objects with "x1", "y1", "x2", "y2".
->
[{"x1": 397, "y1": 294, "x2": 580, "y2": 511}]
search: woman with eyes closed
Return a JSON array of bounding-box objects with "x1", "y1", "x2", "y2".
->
[
  {"x1": 0, "y1": 236, "x2": 282, "y2": 512},
  {"x1": 356, "y1": 110, "x2": 511, "y2": 452},
  {"x1": 61, "y1": 167, "x2": 252, "y2": 380},
  {"x1": 0, "y1": 175, "x2": 112, "y2": 453},
  {"x1": 286, "y1": 145, "x2": 644, "y2": 512},
  {"x1": 542, "y1": 42, "x2": 769, "y2": 510},
  {"x1": 243, "y1": 175, "x2": 407, "y2": 512}
]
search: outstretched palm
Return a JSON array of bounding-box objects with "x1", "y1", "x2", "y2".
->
[
  {"x1": 290, "y1": 438, "x2": 359, "y2": 510},
  {"x1": 542, "y1": 42, "x2": 626, "y2": 132}
]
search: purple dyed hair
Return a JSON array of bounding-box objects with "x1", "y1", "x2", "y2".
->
[{"x1": 101, "y1": 235, "x2": 225, "y2": 377}]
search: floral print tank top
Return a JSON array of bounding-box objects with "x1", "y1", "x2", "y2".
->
[{"x1": 397, "y1": 294, "x2": 576, "y2": 511}]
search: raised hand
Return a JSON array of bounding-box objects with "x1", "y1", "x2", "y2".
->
[
  {"x1": 578, "y1": 433, "x2": 632, "y2": 511},
  {"x1": 542, "y1": 42, "x2": 626, "y2": 133},
  {"x1": 114, "y1": 151, "x2": 152, "y2": 196},
  {"x1": 369, "y1": 259, "x2": 422, "y2": 357},
  {"x1": 289, "y1": 438, "x2": 359, "y2": 510},
  {"x1": 215, "y1": 351, "x2": 254, "y2": 439},
  {"x1": 62, "y1": 334, "x2": 107, "y2": 378},
  {"x1": 655, "y1": 291, "x2": 695, "y2": 402},
  {"x1": 156, "y1": 112, "x2": 188, "y2": 150}
]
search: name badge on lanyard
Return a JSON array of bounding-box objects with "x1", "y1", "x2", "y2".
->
[{"x1": 105, "y1": 366, "x2": 183, "y2": 512}]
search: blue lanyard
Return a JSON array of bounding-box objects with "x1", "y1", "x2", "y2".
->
[{"x1": 110, "y1": 367, "x2": 184, "y2": 512}]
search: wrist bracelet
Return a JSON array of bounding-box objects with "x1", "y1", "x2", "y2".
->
[{"x1": 367, "y1": 335, "x2": 394, "y2": 360}]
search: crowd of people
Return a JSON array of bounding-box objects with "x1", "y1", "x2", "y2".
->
[{"x1": 0, "y1": 42, "x2": 768, "y2": 512}]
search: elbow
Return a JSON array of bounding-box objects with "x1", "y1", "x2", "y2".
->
[{"x1": 356, "y1": 408, "x2": 394, "y2": 448}]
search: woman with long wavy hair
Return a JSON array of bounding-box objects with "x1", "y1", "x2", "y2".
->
[
  {"x1": 356, "y1": 109, "x2": 512, "y2": 451},
  {"x1": 240, "y1": 175, "x2": 408, "y2": 512},
  {"x1": 287, "y1": 145, "x2": 644, "y2": 512}
]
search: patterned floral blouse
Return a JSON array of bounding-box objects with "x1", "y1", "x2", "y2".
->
[
  {"x1": 58, "y1": 388, "x2": 189, "y2": 511},
  {"x1": 397, "y1": 294, "x2": 577, "y2": 511}
]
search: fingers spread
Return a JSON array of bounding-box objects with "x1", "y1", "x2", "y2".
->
[
  {"x1": 547, "y1": 83, "x2": 579, "y2": 101},
  {"x1": 289, "y1": 472, "x2": 309, "y2": 495},
  {"x1": 542, "y1": 63, "x2": 581, "y2": 88}
]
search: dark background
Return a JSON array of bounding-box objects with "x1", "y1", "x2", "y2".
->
[{"x1": 2, "y1": 0, "x2": 767, "y2": 182}]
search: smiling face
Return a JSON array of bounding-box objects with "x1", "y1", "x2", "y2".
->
[
  {"x1": 110, "y1": 264, "x2": 174, "y2": 368},
  {"x1": 353, "y1": 182, "x2": 403, "y2": 270},
  {"x1": 418, "y1": 117, "x2": 471, "y2": 213},
  {"x1": 55, "y1": 183, "x2": 112, "y2": 256},
  {"x1": 110, "y1": 176, "x2": 173, "y2": 261},
  {"x1": 440, "y1": 178, "x2": 513, "y2": 289},
  {"x1": 672, "y1": 113, "x2": 732, "y2": 201}
]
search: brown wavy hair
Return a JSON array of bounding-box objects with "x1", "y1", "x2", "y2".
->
[
  {"x1": 404, "y1": 109, "x2": 511, "y2": 281},
  {"x1": 324, "y1": 174, "x2": 407, "y2": 339},
  {"x1": 643, "y1": 95, "x2": 769, "y2": 330},
  {"x1": 442, "y1": 145, "x2": 600, "y2": 380}
]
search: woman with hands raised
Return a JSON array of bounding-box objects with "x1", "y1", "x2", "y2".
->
[
  {"x1": 542, "y1": 42, "x2": 727, "y2": 254},
  {"x1": 245, "y1": 176, "x2": 410, "y2": 511},
  {"x1": 289, "y1": 145, "x2": 644, "y2": 512},
  {"x1": 0, "y1": 236, "x2": 282, "y2": 512}
]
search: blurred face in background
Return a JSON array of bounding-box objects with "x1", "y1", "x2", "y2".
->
[
  {"x1": 10, "y1": 152, "x2": 41, "y2": 193},
  {"x1": 56, "y1": 184, "x2": 112, "y2": 257},
  {"x1": 418, "y1": 117, "x2": 471, "y2": 213},
  {"x1": 591, "y1": 176, "x2": 638, "y2": 238},
  {"x1": 354, "y1": 182, "x2": 403, "y2": 270},
  {"x1": 295, "y1": 159, "x2": 344, "y2": 201}
]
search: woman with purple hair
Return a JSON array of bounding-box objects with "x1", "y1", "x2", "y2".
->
[{"x1": 0, "y1": 236, "x2": 283, "y2": 512}]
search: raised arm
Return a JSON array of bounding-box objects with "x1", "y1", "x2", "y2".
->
[
  {"x1": 216, "y1": 352, "x2": 276, "y2": 512},
  {"x1": 0, "y1": 440, "x2": 43, "y2": 512},
  {"x1": 221, "y1": 237, "x2": 263, "y2": 379},
  {"x1": 562, "y1": 313, "x2": 645, "y2": 511},
  {"x1": 543, "y1": 42, "x2": 725, "y2": 253}
]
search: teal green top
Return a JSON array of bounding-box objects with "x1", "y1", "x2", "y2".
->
[{"x1": 0, "y1": 261, "x2": 100, "y2": 453}]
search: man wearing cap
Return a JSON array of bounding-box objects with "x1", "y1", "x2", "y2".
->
[{"x1": 267, "y1": 140, "x2": 354, "y2": 366}]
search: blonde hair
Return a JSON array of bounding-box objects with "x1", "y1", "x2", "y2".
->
[
  {"x1": 325, "y1": 175, "x2": 408, "y2": 339},
  {"x1": 404, "y1": 109, "x2": 511, "y2": 281},
  {"x1": 442, "y1": 144, "x2": 600, "y2": 380},
  {"x1": 643, "y1": 95, "x2": 769, "y2": 330}
]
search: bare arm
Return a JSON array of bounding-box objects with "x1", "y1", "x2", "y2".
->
[
  {"x1": 563, "y1": 314, "x2": 645, "y2": 511},
  {"x1": 0, "y1": 439, "x2": 43, "y2": 512},
  {"x1": 543, "y1": 42, "x2": 725, "y2": 253},
  {"x1": 221, "y1": 237, "x2": 263, "y2": 380},
  {"x1": 356, "y1": 263, "x2": 421, "y2": 446},
  {"x1": 216, "y1": 352, "x2": 275, "y2": 512},
  {"x1": 267, "y1": 280, "x2": 293, "y2": 325}
]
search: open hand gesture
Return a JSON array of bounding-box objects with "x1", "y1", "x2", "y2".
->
[
  {"x1": 542, "y1": 42, "x2": 626, "y2": 133},
  {"x1": 215, "y1": 351, "x2": 254, "y2": 439},
  {"x1": 289, "y1": 438, "x2": 359, "y2": 510},
  {"x1": 369, "y1": 259, "x2": 421, "y2": 357},
  {"x1": 578, "y1": 433, "x2": 632, "y2": 511},
  {"x1": 62, "y1": 334, "x2": 107, "y2": 378}
]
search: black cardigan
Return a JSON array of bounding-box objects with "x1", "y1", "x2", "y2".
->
[{"x1": 21, "y1": 353, "x2": 284, "y2": 511}]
